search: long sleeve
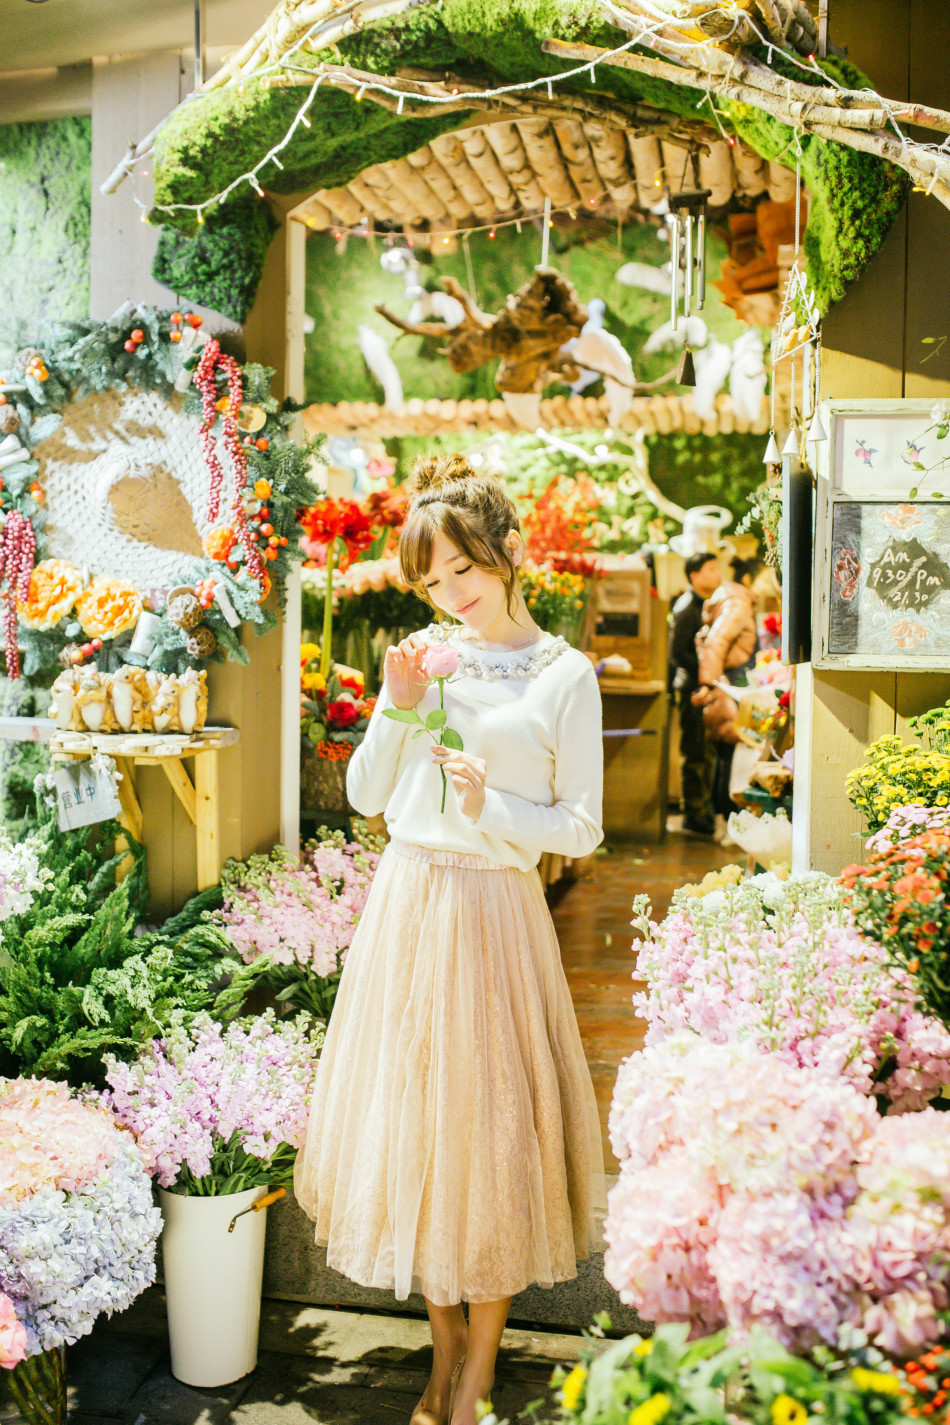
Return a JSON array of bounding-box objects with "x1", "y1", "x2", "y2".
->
[
  {"x1": 468, "y1": 661, "x2": 604, "y2": 858},
  {"x1": 345, "y1": 684, "x2": 412, "y2": 817}
]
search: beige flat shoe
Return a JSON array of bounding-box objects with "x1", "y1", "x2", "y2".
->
[{"x1": 411, "y1": 1362, "x2": 465, "y2": 1425}]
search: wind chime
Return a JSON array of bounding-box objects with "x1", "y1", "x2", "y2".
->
[
  {"x1": 668, "y1": 185, "x2": 711, "y2": 386},
  {"x1": 762, "y1": 156, "x2": 827, "y2": 472}
]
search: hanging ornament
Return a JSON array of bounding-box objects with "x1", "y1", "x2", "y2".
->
[
  {"x1": 763, "y1": 431, "x2": 781, "y2": 464},
  {"x1": 678, "y1": 345, "x2": 697, "y2": 387},
  {"x1": 782, "y1": 426, "x2": 800, "y2": 458},
  {"x1": 668, "y1": 187, "x2": 711, "y2": 332},
  {"x1": 806, "y1": 409, "x2": 828, "y2": 443}
]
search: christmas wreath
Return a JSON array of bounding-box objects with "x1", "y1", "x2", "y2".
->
[{"x1": 0, "y1": 304, "x2": 320, "y2": 680}]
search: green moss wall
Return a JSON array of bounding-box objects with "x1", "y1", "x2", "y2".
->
[
  {"x1": 0, "y1": 118, "x2": 91, "y2": 361},
  {"x1": 305, "y1": 220, "x2": 746, "y2": 404}
]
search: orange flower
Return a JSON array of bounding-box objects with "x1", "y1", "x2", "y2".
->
[
  {"x1": 203, "y1": 525, "x2": 237, "y2": 561},
  {"x1": 74, "y1": 578, "x2": 142, "y2": 639},
  {"x1": 17, "y1": 558, "x2": 84, "y2": 630}
]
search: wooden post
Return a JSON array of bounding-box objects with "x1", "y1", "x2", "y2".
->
[{"x1": 194, "y1": 752, "x2": 221, "y2": 890}]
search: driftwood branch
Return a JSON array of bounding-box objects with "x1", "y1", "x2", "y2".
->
[{"x1": 543, "y1": 33, "x2": 950, "y2": 215}]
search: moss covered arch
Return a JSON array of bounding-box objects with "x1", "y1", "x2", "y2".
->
[{"x1": 151, "y1": 0, "x2": 908, "y2": 321}]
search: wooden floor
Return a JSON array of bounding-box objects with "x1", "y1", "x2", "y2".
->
[{"x1": 550, "y1": 828, "x2": 735, "y2": 1168}]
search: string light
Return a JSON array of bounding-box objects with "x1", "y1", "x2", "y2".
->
[{"x1": 122, "y1": 6, "x2": 950, "y2": 232}]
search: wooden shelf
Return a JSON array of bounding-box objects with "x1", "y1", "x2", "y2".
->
[
  {"x1": 49, "y1": 726, "x2": 240, "y2": 891},
  {"x1": 597, "y1": 678, "x2": 666, "y2": 696}
]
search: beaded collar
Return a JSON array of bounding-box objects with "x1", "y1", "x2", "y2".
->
[{"x1": 424, "y1": 622, "x2": 570, "y2": 681}]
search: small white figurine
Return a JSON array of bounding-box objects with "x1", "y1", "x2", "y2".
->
[
  {"x1": 75, "y1": 669, "x2": 115, "y2": 733},
  {"x1": 176, "y1": 668, "x2": 208, "y2": 736},
  {"x1": 49, "y1": 668, "x2": 84, "y2": 731},
  {"x1": 110, "y1": 665, "x2": 151, "y2": 733}
]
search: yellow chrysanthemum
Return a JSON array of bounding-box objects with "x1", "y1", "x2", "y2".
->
[
  {"x1": 300, "y1": 642, "x2": 322, "y2": 665},
  {"x1": 17, "y1": 558, "x2": 84, "y2": 630},
  {"x1": 628, "y1": 1392, "x2": 671, "y2": 1425},
  {"x1": 633, "y1": 1339, "x2": 654, "y2": 1358},
  {"x1": 74, "y1": 578, "x2": 142, "y2": 640},
  {"x1": 561, "y1": 1365, "x2": 587, "y2": 1412},
  {"x1": 850, "y1": 1368, "x2": 902, "y2": 1396},
  {"x1": 771, "y1": 1394, "x2": 808, "y2": 1425}
]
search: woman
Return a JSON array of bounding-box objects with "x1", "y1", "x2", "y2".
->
[
  {"x1": 294, "y1": 455, "x2": 605, "y2": 1425},
  {"x1": 692, "y1": 556, "x2": 760, "y2": 836}
]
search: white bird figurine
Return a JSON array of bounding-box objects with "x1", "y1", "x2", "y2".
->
[
  {"x1": 615, "y1": 261, "x2": 672, "y2": 296},
  {"x1": 729, "y1": 330, "x2": 768, "y2": 424},
  {"x1": 407, "y1": 291, "x2": 466, "y2": 328},
  {"x1": 358, "y1": 325, "x2": 403, "y2": 410},
  {"x1": 563, "y1": 299, "x2": 637, "y2": 428},
  {"x1": 692, "y1": 335, "x2": 733, "y2": 421},
  {"x1": 643, "y1": 314, "x2": 708, "y2": 354}
]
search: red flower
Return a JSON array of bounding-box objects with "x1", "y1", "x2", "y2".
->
[
  {"x1": 326, "y1": 699, "x2": 359, "y2": 728},
  {"x1": 364, "y1": 486, "x2": 408, "y2": 531},
  {"x1": 300, "y1": 498, "x2": 374, "y2": 567}
]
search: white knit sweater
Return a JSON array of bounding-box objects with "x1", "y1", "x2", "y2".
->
[{"x1": 346, "y1": 626, "x2": 604, "y2": 872}]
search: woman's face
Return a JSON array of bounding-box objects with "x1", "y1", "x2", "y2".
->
[{"x1": 422, "y1": 529, "x2": 516, "y2": 632}]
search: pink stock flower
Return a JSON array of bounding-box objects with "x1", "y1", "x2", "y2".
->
[
  {"x1": 421, "y1": 645, "x2": 459, "y2": 680},
  {"x1": 0, "y1": 1294, "x2": 27, "y2": 1369}
]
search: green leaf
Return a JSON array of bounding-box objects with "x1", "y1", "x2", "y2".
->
[
  {"x1": 923, "y1": 336, "x2": 937, "y2": 343},
  {"x1": 382, "y1": 707, "x2": 423, "y2": 724},
  {"x1": 411, "y1": 727, "x2": 426, "y2": 739},
  {"x1": 425, "y1": 709, "x2": 447, "y2": 731},
  {"x1": 909, "y1": 487, "x2": 919, "y2": 498},
  {"x1": 441, "y1": 727, "x2": 464, "y2": 751},
  {"x1": 936, "y1": 491, "x2": 945, "y2": 498},
  {"x1": 914, "y1": 462, "x2": 926, "y2": 470}
]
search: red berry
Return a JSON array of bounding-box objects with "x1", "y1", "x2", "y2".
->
[
  {"x1": 81, "y1": 643, "x2": 93, "y2": 657},
  {"x1": 227, "y1": 560, "x2": 240, "y2": 571},
  {"x1": 249, "y1": 531, "x2": 259, "y2": 541},
  {"x1": 170, "y1": 331, "x2": 182, "y2": 343},
  {"x1": 264, "y1": 546, "x2": 278, "y2": 561},
  {"x1": 0, "y1": 395, "x2": 6, "y2": 406},
  {"x1": 258, "y1": 507, "x2": 270, "y2": 520},
  {"x1": 124, "y1": 340, "x2": 137, "y2": 353},
  {"x1": 171, "y1": 312, "x2": 183, "y2": 323},
  {"x1": 130, "y1": 329, "x2": 144, "y2": 342},
  {"x1": 260, "y1": 522, "x2": 273, "y2": 538},
  {"x1": 278, "y1": 536, "x2": 288, "y2": 547},
  {"x1": 255, "y1": 437, "x2": 269, "y2": 451},
  {"x1": 91, "y1": 638, "x2": 103, "y2": 651},
  {"x1": 186, "y1": 314, "x2": 203, "y2": 328}
]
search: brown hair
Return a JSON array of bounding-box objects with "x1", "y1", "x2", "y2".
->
[{"x1": 399, "y1": 453, "x2": 522, "y2": 616}]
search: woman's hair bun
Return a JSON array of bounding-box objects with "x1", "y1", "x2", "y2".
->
[{"x1": 409, "y1": 453, "x2": 479, "y2": 499}]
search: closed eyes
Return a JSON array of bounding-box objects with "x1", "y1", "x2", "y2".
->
[{"x1": 426, "y1": 563, "x2": 471, "y2": 590}]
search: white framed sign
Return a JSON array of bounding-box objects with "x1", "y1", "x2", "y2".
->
[{"x1": 813, "y1": 399, "x2": 950, "y2": 669}]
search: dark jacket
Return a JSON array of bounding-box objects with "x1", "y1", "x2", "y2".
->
[{"x1": 668, "y1": 589, "x2": 704, "y2": 694}]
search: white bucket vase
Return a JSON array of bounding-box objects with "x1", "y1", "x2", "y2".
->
[{"x1": 159, "y1": 1185, "x2": 268, "y2": 1387}]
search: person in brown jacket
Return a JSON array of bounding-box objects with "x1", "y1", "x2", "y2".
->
[{"x1": 692, "y1": 557, "x2": 761, "y2": 836}]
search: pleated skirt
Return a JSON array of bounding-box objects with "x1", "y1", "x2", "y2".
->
[{"x1": 293, "y1": 839, "x2": 605, "y2": 1306}]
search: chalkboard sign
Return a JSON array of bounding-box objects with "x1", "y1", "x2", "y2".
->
[{"x1": 822, "y1": 500, "x2": 950, "y2": 662}]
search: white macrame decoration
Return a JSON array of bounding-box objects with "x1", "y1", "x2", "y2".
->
[{"x1": 33, "y1": 387, "x2": 218, "y2": 592}]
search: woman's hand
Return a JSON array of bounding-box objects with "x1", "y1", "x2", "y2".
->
[
  {"x1": 432, "y1": 747, "x2": 487, "y2": 821},
  {"x1": 384, "y1": 633, "x2": 430, "y2": 710}
]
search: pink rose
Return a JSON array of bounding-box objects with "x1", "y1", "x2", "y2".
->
[
  {"x1": 0, "y1": 1294, "x2": 26, "y2": 1369},
  {"x1": 422, "y1": 645, "x2": 459, "y2": 680}
]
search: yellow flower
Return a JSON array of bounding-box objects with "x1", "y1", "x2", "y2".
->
[
  {"x1": 301, "y1": 672, "x2": 326, "y2": 694},
  {"x1": 300, "y1": 642, "x2": 321, "y2": 665},
  {"x1": 850, "y1": 1368, "x2": 902, "y2": 1396},
  {"x1": 771, "y1": 1394, "x2": 807, "y2": 1425},
  {"x1": 560, "y1": 1365, "x2": 587, "y2": 1412},
  {"x1": 17, "y1": 558, "x2": 84, "y2": 630},
  {"x1": 75, "y1": 578, "x2": 142, "y2": 639},
  {"x1": 633, "y1": 1339, "x2": 654, "y2": 1358},
  {"x1": 628, "y1": 1392, "x2": 671, "y2": 1425}
]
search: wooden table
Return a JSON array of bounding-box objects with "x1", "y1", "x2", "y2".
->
[
  {"x1": 47, "y1": 726, "x2": 240, "y2": 890},
  {"x1": 597, "y1": 677, "x2": 671, "y2": 844}
]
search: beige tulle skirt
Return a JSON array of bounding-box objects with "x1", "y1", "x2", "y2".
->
[{"x1": 293, "y1": 839, "x2": 605, "y2": 1306}]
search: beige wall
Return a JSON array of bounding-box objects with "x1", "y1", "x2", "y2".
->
[{"x1": 800, "y1": 0, "x2": 950, "y2": 872}]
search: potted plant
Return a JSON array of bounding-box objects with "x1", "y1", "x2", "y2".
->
[
  {"x1": 103, "y1": 1010, "x2": 322, "y2": 1387},
  {"x1": 0, "y1": 1077, "x2": 161, "y2": 1425},
  {"x1": 299, "y1": 648, "x2": 374, "y2": 814}
]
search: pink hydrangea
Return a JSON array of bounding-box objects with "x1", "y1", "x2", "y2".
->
[
  {"x1": 0, "y1": 1079, "x2": 119, "y2": 1205},
  {"x1": 605, "y1": 1037, "x2": 950, "y2": 1355}
]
